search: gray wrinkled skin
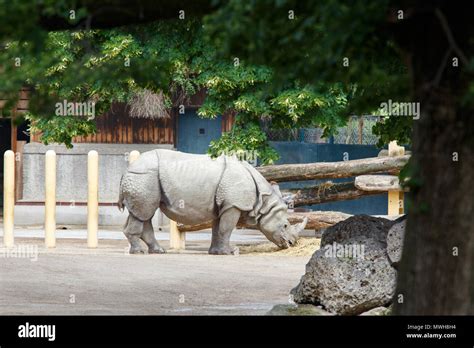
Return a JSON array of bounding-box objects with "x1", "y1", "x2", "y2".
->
[{"x1": 118, "y1": 149, "x2": 307, "y2": 255}]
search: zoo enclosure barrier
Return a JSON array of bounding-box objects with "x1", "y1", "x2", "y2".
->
[
  {"x1": 1, "y1": 149, "x2": 173, "y2": 249},
  {"x1": 2, "y1": 142, "x2": 408, "y2": 250}
]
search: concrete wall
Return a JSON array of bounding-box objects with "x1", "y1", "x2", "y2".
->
[
  {"x1": 21, "y1": 142, "x2": 173, "y2": 202},
  {"x1": 17, "y1": 143, "x2": 173, "y2": 226},
  {"x1": 14, "y1": 204, "x2": 165, "y2": 227}
]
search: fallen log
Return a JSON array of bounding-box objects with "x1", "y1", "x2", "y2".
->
[
  {"x1": 256, "y1": 155, "x2": 410, "y2": 182},
  {"x1": 355, "y1": 175, "x2": 406, "y2": 192},
  {"x1": 177, "y1": 211, "x2": 352, "y2": 232},
  {"x1": 283, "y1": 181, "x2": 384, "y2": 206}
]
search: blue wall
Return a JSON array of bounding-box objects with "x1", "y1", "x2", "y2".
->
[{"x1": 269, "y1": 141, "x2": 389, "y2": 215}]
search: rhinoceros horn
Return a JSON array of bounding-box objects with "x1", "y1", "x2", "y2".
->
[{"x1": 290, "y1": 217, "x2": 308, "y2": 239}]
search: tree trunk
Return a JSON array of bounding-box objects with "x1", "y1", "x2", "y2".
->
[
  {"x1": 283, "y1": 181, "x2": 383, "y2": 206},
  {"x1": 257, "y1": 155, "x2": 409, "y2": 182},
  {"x1": 393, "y1": 5, "x2": 474, "y2": 314}
]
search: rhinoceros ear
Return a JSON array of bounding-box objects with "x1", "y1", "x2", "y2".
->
[
  {"x1": 270, "y1": 181, "x2": 283, "y2": 199},
  {"x1": 241, "y1": 162, "x2": 274, "y2": 222}
]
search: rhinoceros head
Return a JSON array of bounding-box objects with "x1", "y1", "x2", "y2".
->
[
  {"x1": 261, "y1": 183, "x2": 308, "y2": 248},
  {"x1": 258, "y1": 203, "x2": 308, "y2": 249},
  {"x1": 241, "y1": 162, "x2": 308, "y2": 248}
]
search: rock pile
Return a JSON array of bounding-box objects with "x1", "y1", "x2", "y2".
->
[{"x1": 290, "y1": 215, "x2": 406, "y2": 315}]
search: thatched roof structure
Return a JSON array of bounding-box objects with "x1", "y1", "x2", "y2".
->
[{"x1": 128, "y1": 89, "x2": 171, "y2": 119}]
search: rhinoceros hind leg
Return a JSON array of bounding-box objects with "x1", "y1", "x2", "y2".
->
[
  {"x1": 124, "y1": 214, "x2": 147, "y2": 254},
  {"x1": 141, "y1": 219, "x2": 166, "y2": 254},
  {"x1": 209, "y1": 207, "x2": 240, "y2": 255}
]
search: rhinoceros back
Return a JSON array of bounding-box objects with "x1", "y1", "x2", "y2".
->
[
  {"x1": 157, "y1": 150, "x2": 226, "y2": 224},
  {"x1": 121, "y1": 149, "x2": 275, "y2": 225}
]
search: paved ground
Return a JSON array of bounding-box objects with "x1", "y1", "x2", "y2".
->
[{"x1": 0, "y1": 229, "x2": 309, "y2": 315}]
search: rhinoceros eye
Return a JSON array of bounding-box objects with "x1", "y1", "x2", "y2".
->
[{"x1": 284, "y1": 223, "x2": 288, "y2": 229}]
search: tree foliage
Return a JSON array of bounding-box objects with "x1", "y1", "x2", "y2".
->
[
  {"x1": 1, "y1": 15, "x2": 352, "y2": 162},
  {"x1": 203, "y1": 0, "x2": 412, "y2": 145},
  {"x1": 0, "y1": 0, "x2": 416, "y2": 161},
  {"x1": 208, "y1": 121, "x2": 279, "y2": 165}
]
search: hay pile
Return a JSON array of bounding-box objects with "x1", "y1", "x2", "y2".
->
[
  {"x1": 128, "y1": 89, "x2": 170, "y2": 119},
  {"x1": 239, "y1": 237, "x2": 321, "y2": 256}
]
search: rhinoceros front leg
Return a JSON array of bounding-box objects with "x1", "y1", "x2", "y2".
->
[
  {"x1": 124, "y1": 214, "x2": 147, "y2": 254},
  {"x1": 141, "y1": 219, "x2": 166, "y2": 254},
  {"x1": 209, "y1": 207, "x2": 240, "y2": 255}
]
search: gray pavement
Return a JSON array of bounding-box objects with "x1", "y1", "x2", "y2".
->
[{"x1": 0, "y1": 229, "x2": 309, "y2": 315}]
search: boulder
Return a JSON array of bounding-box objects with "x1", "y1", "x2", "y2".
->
[
  {"x1": 291, "y1": 215, "x2": 399, "y2": 315},
  {"x1": 386, "y1": 219, "x2": 406, "y2": 267}
]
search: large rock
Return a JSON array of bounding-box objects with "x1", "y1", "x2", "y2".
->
[
  {"x1": 291, "y1": 215, "x2": 400, "y2": 315},
  {"x1": 386, "y1": 219, "x2": 406, "y2": 267}
]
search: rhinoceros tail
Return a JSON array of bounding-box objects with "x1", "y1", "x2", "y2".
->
[{"x1": 118, "y1": 175, "x2": 125, "y2": 212}]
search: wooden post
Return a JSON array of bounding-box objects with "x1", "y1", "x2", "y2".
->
[
  {"x1": 388, "y1": 191, "x2": 404, "y2": 215},
  {"x1": 44, "y1": 150, "x2": 56, "y2": 248},
  {"x1": 87, "y1": 151, "x2": 99, "y2": 248},
  {"x1": 388, "y1": 141, "x2": 405, "y2": 215},
  {"x1": 169, "y1": 220, "x2": 185, "y2": 250},
  {"x1": 129, "y1": 150, "x2": 140, "y2": 164},
  {"x1": 3, "y1": 150, "x2": 15, "y2": 247}
]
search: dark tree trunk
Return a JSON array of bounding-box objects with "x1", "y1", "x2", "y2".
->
[{"x1": 393, "y1": 4, "x2": 474, "y2": 314}]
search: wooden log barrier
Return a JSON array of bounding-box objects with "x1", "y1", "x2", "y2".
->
[
  {"x1": 177, "y1": 211, "x2": 352, "y2": 233},
  {"x1": 354, "y1": 175, "x2": 403, "y2": 192},
  {"x1": 257, "y1": 155, "x2": 410, "y2": 182},
  {"x1": 283, "y1": 181, "x2": 384, "y2": 206}
]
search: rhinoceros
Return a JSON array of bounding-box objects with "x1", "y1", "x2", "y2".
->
[{"x1": 118, "y1": 149, "x2": 307, "y2": 255}]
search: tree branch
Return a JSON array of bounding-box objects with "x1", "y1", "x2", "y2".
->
[{"x1": 434, "y1": 8, "x2": 469, "y2": 66}]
